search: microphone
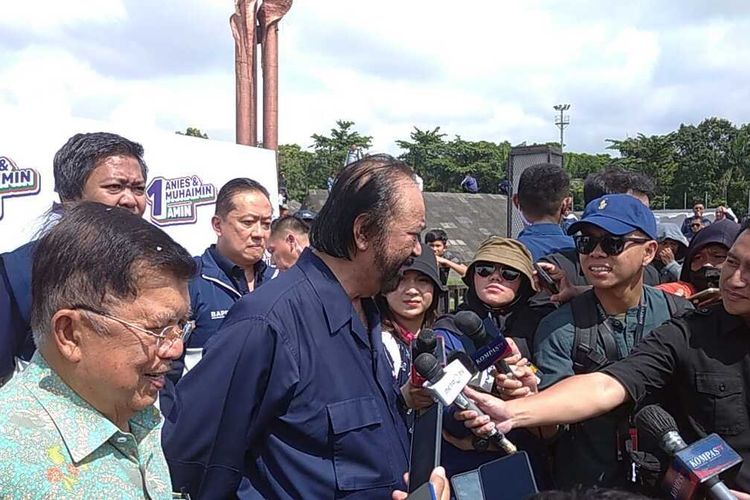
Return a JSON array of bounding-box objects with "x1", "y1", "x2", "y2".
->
[
  {"x1": 414, "y1": 352, "x2": 517, "y2": 454},
  {"x1": 635, "y1": 405, "x2": 740, "y2": 500},
  {"x1": 454, "y1": 310, "x2": 514, "y2": 377},
  {"x1": 410, "y1": 329, "x2": 438, "y2": 386}
]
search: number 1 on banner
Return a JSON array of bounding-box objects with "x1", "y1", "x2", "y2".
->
[{"x1": 147, "y1": 178, "x2": 163, "y2": 218}]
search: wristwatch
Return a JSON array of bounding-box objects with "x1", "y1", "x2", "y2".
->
[{"x1": 472, "y1": 435, "x2": 490, "y2": 452}]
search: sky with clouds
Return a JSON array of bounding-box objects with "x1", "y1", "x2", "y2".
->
[{"x1": 1, "y1": 0, "x2": 749, "y2": 155}]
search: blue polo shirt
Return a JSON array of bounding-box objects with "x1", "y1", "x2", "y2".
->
[
  {"x1": 517, "y1": 222, "x2": 575, "y2": 261},
  {"x1": 163, "y1": 249, "x2": 410, "y2": 499}
]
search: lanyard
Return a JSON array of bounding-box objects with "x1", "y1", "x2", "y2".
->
[{"x1": 595, "y1": 295, "x2": 648, "y2": 349}]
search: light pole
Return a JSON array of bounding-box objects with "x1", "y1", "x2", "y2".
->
[{"x1": 554, "y1": 104, "x2": 571, "y2": 151}]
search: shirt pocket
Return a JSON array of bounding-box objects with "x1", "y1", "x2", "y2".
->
[
  {"x1": 694, "y1": 372, "x2": 748, "y2": 435},
  {"x1": 327, "y1": 396, "x2": 395, "y2": 491}
]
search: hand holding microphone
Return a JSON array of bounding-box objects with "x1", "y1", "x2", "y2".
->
[
  {"x1": 414, "y1": 352, "x2": 517, "y2": 454},
  {"x1": 635, "y1": 404, "x2": 741, "y2": 500},
  {"x1": 453, "y1": 311, "x2": 539, "y2": 397}
]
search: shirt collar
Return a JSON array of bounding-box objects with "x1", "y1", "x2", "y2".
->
[
  {"x1": 209, "y1": 245, "x2": 245, "y2": 279},
  {"x1": 21, "y1": 352, "x2": 162, "y2": 464},
  {"x1": 296, "y1": 249, "x2": 353, "y2": 333},
  {"x1": 296, "y1": 249, "x2": 382, "y2": 348},
  {"x1": 209, "y1": 245, "x2": 269, "y2": 288},
  {"x1": 523, "y1": 222, "x2": 567, "y2": 235}
]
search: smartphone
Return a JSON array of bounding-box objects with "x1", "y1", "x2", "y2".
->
[
  {"x1": 408, "y1": 338, "x2": 446, "y2": 493},
  {"x1": 687, "y1": 287, "x2": 720, "y2": 307},
  {"x1": 451, "y1": 469, "x2": 484, "y2": 500},
  {"x1": 478, "y1": 451, "x2": 538, "y2": 499},
  {"x1": 533, "y1": 263, "x2": 559, "y2": 295},
  {"x1": 407, "y1": 481, "x2": 438, "y2": 500}
]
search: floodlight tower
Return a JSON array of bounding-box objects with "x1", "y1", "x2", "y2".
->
[{"x1": 554, "y1": 104, "x2": 571, "y2": 151}]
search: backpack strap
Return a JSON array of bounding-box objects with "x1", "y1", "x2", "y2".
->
[{"x1": 571, "y1": 291, "x2": 618, "y2": 374}]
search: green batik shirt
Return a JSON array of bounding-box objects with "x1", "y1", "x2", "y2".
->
[{"x1": 0, "y1": 352, "x2": 172, "y2": 499}]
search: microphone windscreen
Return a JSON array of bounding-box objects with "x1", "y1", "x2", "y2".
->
[
  {"x1": 413, "y1": 353, "x2": 442, "y2": 383},
  {"x1": 454, "y1": 311, "x2": 485, "y2": 343},
  {"x1": 635, "y1": 404, "x2": 679, "y2": 442},
  {"x1": 415, "y1": 329, "x2": 437, "y2": 354}
]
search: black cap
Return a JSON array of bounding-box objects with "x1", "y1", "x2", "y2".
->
[
  {"x1": 294, "y1": 209, "x2": 317, "y2": 222},
  {"x1": 400, "y1": 245, "x2": 447, "y2": 291}
]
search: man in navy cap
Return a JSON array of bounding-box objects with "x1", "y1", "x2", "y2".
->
[{"x1": 531, "y1": 193, "x2": 690, "y2": 490}]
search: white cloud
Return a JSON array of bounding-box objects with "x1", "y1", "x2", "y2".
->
[
  {"x1": 0, "y1": 0, "x2": 749, "y2": 160},
  {"x1": 0, "y1": 0, "x2": 127, "y2": 32}
]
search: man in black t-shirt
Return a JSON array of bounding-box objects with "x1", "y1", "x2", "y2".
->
[{"x1": 453, "y1": 219, "x2": 750, "y2": 498}]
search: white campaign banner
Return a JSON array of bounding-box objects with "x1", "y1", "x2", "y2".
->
[{"x1": 0, "y1": 115, "x2": 278, "y2": 255}]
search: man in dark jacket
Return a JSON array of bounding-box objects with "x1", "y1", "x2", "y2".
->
[
  {"x1": 0, "y1": 132, "x2": 148, "y2": 386},
  {"x1": 177, "y1": 178, "x2": 277, "y2": 380}
]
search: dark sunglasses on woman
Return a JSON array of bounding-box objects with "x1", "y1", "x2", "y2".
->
[
  {"x1": 574, "y1": 234, "x2": 651, "y2": 256},
  {"x1": 474, "y1": 263, "x2": 521, "y2": 281}
]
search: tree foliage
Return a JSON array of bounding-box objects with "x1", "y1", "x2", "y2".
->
[
  {"x1": 308, "y1": 120, "x2": 372, "y2": 190},
  {"x1": 278, "y1": 144, "x2": 314, "y2": 202},
  {"x1": 176, "y1": 127, "x2": 209, "y2": 139},
  {"x1": 396, "y1": 127, "x2": 510, "y2": 192},
  {"x1": 277, "y1": 117, "x2": 750, "y2": 214}
]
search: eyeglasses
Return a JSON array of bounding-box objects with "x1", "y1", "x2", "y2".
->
[
  {"x1": 474, "y1": 263, "x2": 521, "y2": 281},
  {"x1": 75, "y1": 305, "x2": 194, "y2": 356},
  {"x1": 691, "y1": 223, "x2": 703, "y2": 229},
  {"x1": 574, "y1": 234, "x2": 651, "y2": 256}
]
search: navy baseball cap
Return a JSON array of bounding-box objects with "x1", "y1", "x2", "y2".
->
[{"x1": 567, "y1": 194, "x2": 657, "y2": 240}]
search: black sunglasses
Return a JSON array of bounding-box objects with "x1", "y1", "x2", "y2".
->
[
  {"x1": 574, "y1": 234, "x2": 651, "y2": 256},
  {"x1": 474, "y1": 263, "x2": 521, "y2": 281}
]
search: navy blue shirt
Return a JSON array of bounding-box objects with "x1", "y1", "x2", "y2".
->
[
  {"x1": 163, "y1": 249, "x2": 410, "y2": 499},
  {"x1": 517, "y1": 222, "x2": 575, "y2": 261},
  {"x1": 209, "y1": 246, "x2": 250, "y2": 295},
  {"x1": 461, "y1": 175, "x2": 479, "y2": 193},
  {"x1": 0, "y1": 241, "x2": 37, "y2": 383}
]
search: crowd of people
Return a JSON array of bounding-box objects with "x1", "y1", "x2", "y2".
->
[{"x1": 1, "y1": 131, "x2": 750, "y2": 500}]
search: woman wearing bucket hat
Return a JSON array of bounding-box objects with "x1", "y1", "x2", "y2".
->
[
  {"x1": 452, "y1": 236, "x2": 555, "y2": 359},
  {"x1": 433, "y1": 237, "x2": 555, "y2": 484},
  {"x1": 375, "y1": 245, "x2": 446, "y2": 408}
]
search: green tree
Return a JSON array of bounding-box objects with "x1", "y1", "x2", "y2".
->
[
  {"x1": 278, "y1": 144, "x2": 313, "y2": 202},
  {"x1": 396, "y1": 126, "x2": 510, "y2": 192},
  {"x1": 446, "y1": 137, "x2": 510, "y2": 193},
  {"x1": 606, "y1": 133, "x2": 677, "y2": 208},
  {"x1": 396, "y1": 127, "x2": 454, "y2": 191},
  {"x1": 309, "y1": 120, "x2": 372, "y2": 190},
  {"x1": 176, "y1": 127, "x2": 209, "y2": 139},
  {"x1": 672, "y1": 118, "x2": 737, "y2": 208},
  {"x1": 563, "y1": 152, "x2": 612, "y2": 180}
]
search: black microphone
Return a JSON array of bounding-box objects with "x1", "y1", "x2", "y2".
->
[
  {"x1": 635, "y1": 405, "x2": 736, "y2": 500},
  {"x1": 454, "y1": 310, "x2": 515, "y2": 378},
  {"x1": 410, "y1": 328, "x2": 438, "y2": 386},
  {"x1": 414, "y1": 352, "x2": 516, "y2": 454}
]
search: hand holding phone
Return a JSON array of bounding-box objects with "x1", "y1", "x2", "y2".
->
[
  {"x1": 533, "y1": 262, "x2": 559, "y2": 295},
  {"x1": 687, "y1": 287, "x2": 721, "y2": 307}
]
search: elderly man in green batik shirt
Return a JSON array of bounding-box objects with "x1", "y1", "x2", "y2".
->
[{"x1": 0, "y1": 202, "x2": 195, "y2": 498}]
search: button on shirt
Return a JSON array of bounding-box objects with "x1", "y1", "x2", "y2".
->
[
  {"x1": 0, "y1": 352, "x2": 171, "y2": 499},
  {"x1": 163, "y1": 249, "x2": 410, "y2": 499},
  {"x1": 517, "y1": 223, "x2": 575, "y2": 262}
]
